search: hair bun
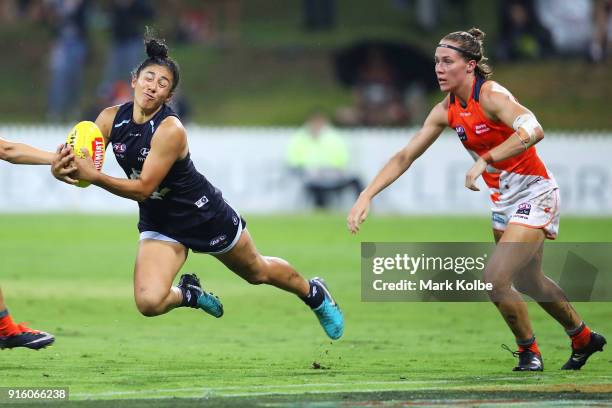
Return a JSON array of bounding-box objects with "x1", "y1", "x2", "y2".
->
[
  {"x1": 145, "y1": 38, "x2": 168, "y2": 59},
  {"x1": 467, "y1": 27, "x2": 485, "y2": 41}
]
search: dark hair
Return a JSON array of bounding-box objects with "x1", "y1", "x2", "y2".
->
[
  {"x1": 442, "y1": 27, "x2": 492, "y2": 78},
  {"x1": 134, "y1": 33, "x2": 180, "y2": 93}
]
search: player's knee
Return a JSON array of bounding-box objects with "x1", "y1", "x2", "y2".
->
[
  {"x1": 513, "y1": 278, "x2": 532, "y2": 295},
  {"x1": 244, "y1": 272, "x2": 267, "y2": 285},
  {"x1": 135, "y1": 293, "x2": 165, "y2": 317},
  {"x1": 240, "y1": 256, "x2": 269, "y2": 285},
  {"x1": 513, "y1": 275, "x2": 546, "y2": 298},
  {"x1": 483, "y1": 272, "x2": 512, "y2": 300}
]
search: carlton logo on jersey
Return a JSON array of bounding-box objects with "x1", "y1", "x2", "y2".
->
[{"x1": 455, "y1": 126, "x2": 467, "y2": 141}]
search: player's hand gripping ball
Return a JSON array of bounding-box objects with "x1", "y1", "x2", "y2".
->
[{"x1": 65, "y1": 121, "x2": 105, "y2": 188}]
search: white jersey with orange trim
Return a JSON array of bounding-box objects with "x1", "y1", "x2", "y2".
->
[{"x1": 447, "y1": 75, "x2": 560, "y2": 238}]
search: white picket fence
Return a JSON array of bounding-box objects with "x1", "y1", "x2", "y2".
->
[{"x1": 1, "y1": 126, "x2": 610, "y2": 215}]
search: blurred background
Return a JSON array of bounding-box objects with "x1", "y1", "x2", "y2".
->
[{"x1": 0, "y1": 0, "x2": 611, "y2": 215}]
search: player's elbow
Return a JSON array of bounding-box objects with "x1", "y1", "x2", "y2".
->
[
  {"x1": 395, "y1": 149, "x2": 414, "y2": 170},
  {"x1": 0, "y1": 144, "x2": 18, "y2": 163},
  {"x1": 134, "y1": 183, "x2": 156, "y2": 202},
  {"x1": 534, "y1": 127, "x2": 545, "y2": 143}
]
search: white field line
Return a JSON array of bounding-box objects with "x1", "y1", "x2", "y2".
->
[{"x1": 72, "y1": 377, "x2": 539, "y2": 399}]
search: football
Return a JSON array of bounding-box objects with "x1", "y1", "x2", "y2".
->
[{"x1": 65, "y1": 121, "x2": 105, "y2": 188}]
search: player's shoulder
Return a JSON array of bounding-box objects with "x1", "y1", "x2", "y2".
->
[
  {"x1": 156, "y1": 116, "x2": 187, "y2": 145},
  {"x1": 100, "y1": 104, "x2": 122, "y2": 118},
  {"x1": 427, "y1": 95, "x2": 451, "y2": 126},
  {"x1": 159, "y1": 115, "x2": 185, "y2": 134},
  {"x1": 479, "y1": 80, "x2": 517, "y2": 107},
  {"x1": 95, "y1": 105, "x2": 123, "y2": 140}
]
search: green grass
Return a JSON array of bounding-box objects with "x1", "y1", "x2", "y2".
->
[{"x1": 0, "y1": 214, "x2": 611, "y2": 406}]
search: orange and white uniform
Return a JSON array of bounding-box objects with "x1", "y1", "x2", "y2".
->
[{"x1": 447, "y1": 75, "x2": 560, "y2": 239}]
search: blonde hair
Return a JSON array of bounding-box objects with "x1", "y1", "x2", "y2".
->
[{"x1": 442, "y1": 27, "x2": 492, "y2": 78}]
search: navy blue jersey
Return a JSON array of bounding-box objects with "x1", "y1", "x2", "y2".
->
[{"x1": 108, "y1": 102, "x2": 225, "y2": 235}]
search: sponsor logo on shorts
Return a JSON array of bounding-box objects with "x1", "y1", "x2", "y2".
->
[
  {"x1": 210, "y1": 235, "x2": 227, "y2": 247},
  {"x1": 455, "y1": 126, "x2": 467, "y2": 141},
  {"x1": 516, "y1": 203, "x2": 532, "y2": 216},
  {"x1": 492, "y1": 213, "x2": 506, "y2": 225},
  {"x1": 140, "y1": 147, "x2": 150, "y2": 157},
  {"x1": 232, "y1": 215, "x2": 239, "y2": 226},
  {"x1": 113, "y1": 143, "x2": 127, "y2": 153},
  {"x1": 195, "y1": 195, "x2": 209, "y2": 208}
]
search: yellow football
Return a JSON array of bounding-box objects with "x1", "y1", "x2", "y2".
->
[{"x1": 65, "y1": 121, "x2": 105, "y2": 188}]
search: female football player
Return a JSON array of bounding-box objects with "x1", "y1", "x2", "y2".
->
[
  {"x1": 347, "y1": 28, "x2": 605, "y2": 370},
  {"x1": 52, "y1": 35, "x2": 343, "y2": 340},
  {"x1": 0, "y1": 137, "x2": 55, "y2": 349}
]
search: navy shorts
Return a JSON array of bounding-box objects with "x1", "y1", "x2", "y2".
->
[{"x1": 139, "y1": 203, "x2": 247, "y2": 254}]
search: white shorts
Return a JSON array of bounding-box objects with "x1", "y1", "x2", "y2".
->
[{"x1": 491, "y1": 188, "x2": 560, "y2": 240}]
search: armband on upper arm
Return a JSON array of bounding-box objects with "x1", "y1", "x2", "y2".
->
[{"x1": 512, "y1": 113, "x2": 541, "y2": 149}]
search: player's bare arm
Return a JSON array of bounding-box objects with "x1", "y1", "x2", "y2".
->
[
  {"x1": 72, "y1": 117, "x2": 186, "y2": 202},
  {"x1": 465, "y1": 84, "x2": 545, "y2": 191},
  {"x1": 0, "y1": 136, "x2": 55, "y2": 165},
  {"x1": 95, "y1": 105, "x2": 121, "y2": 146},
  {"x1": 347, "y1": 100, "x2": 448, "y2": 233}
]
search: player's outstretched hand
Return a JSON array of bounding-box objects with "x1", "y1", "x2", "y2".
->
[
  {"x1": 51, "y1": 144, "x2": 78, "y2": 185},
  {"x1": 465, "y1": 158, "x2": 487, "y2": 191},
  {"x1": 347, "y1": 194, "x2": 371, "y2": 234},
  {"x1": 73, "y1": 147, "x2": 99, "y2": 183}
]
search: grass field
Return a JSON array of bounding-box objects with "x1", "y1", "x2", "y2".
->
[{"x1": 0, "y1": 214, "x2": 611, "y2": 407}]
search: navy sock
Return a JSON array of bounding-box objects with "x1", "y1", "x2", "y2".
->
[
  {"x1": 179, "y1": 286, "x2": 199, "y2": 308},
  {"x1": 302, "y1": 281, "x2": 324, "y2": 309}
]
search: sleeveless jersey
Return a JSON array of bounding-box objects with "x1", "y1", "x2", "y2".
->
[
  {"x1": 108, "y1": 102, "x2": 225, "y2": 235},
  {"x1": 447, "y1": 75, "x2": 557, "y2": 204}
]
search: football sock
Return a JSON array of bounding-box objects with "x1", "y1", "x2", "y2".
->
[
  {"x1": 301, "y1": 280, "x2": 324, "y2": 309},
  {"x1": 517, "y1": 335, "x2": 540, "y2": 354},
  {"x1": 566, "y1": 322, "x2": 592, "y2": 349},
  {"x1": 179, "y1": 286, "x2": 199, "y2": 308},
  {"x1": 0, "y1": 310, "x2": 20, "y2": 336}
]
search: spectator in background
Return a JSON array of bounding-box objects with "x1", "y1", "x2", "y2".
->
[
  {"x1": 0, "y1": 0, "x2": 44, "y2": 24},
  {"x1": 535, "y1": 0, "x2": 592, "y2": 57},
  {"x1": 391, "y1": 0, "x2": 468, "y2": 32},
  {"x1": 590, "y1": 0, "x2": 611, "y2": 63},
  {"x1": 302, "y1": 0, "x2": 336, "y2": 31},
  {"x1": 288, "y1": 112, "x2": 363, "y2": 209},
  {"x1": 172, "y1": 0, "x2": 242, "y2": 46},
  {"x1": 98, "y1": 0, "x2": 154, "y2": 100},
  {"x1": 335, "y1": 48, "x2": 409, "y2": 127},
  {"x1": 46, "y1": 0, "x2": 91, "y2": 122},
  {"x1": 497, "y1": 0, "x2": 554, "y2": 61}
]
